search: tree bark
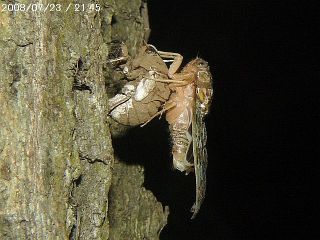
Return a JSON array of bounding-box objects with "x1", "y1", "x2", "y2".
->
[{"x1": 0, "y1": 1, "x2": 168, "y2": 239}]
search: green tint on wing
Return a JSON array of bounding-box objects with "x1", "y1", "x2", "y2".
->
[{"x1": 190, "y1": 100, "x2": 208, "y2": 219}]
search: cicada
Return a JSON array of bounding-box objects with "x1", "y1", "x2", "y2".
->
[
  {"x1": 167, "y1": 58, "x2": 212, "y2": 219},
  {"x1": 140, "y1": 48, "x2": 213, "y2": 218},
  {"x1": 108, "y1": 44, "x2": 213, "y2": 219}
]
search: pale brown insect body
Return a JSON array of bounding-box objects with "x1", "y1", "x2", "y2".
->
[
  {"x1": 165, "y1": 84, "x2": 194, "y2": 172},
  {"x1": 163, "y1": 58, "x2": 213, "y2": 218}
]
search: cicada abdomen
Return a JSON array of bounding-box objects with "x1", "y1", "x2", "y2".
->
[{"x1": 165, "y1": 84, "x2": 195, "y2": 173}]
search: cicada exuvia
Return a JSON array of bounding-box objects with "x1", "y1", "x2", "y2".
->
[{"x1": 108, "y1": 44, "x2": 171, "y2": 126}]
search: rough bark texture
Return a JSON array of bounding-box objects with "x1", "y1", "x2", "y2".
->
[
  {"x1": 0, "y1": 0, "x2": 167, "y2": 239},
  {"x1": 109, "y1": 159, "x2": 168, "y2": 240}
]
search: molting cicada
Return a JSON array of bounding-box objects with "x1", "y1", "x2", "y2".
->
[{"x1": 108, "y1": 44, "x2": 213, "y2": 219}]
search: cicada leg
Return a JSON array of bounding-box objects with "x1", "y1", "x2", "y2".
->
[
  {"x1": 147, "y1": 45, "x2": 183, "y2": 78},
  {"x1": 152, "y1": 72, "x2": 194, "y2": 88},
  {"x1": 157, "y1": 51, "x2": 183, "y2": 78},
  {"x1": 140, "y1": 101, "x2": 176, "y2": 127}
]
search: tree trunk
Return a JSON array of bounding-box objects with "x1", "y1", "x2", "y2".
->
[{"x1": 0, "y1": 1, "x2": 168, "y2": 239}]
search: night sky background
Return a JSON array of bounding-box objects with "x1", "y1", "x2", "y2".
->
[{"x1": 114, "y1": 1, "x2": 317, "y2": 239}]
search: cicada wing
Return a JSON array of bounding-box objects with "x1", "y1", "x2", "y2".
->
[{"x1": 190, "y1": 100, "x2": 208, "y2": 219}]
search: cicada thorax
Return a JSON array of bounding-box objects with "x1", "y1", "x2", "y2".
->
[
  {"x1": 108, "y1": 44, "x2": 171, "y2": 126},
  {"x1": 195, "y1": 67, "x2": 213, "y2": 116}
]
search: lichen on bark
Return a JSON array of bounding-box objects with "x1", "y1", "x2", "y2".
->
[{"x1": 0, "y1": 0, "x2": 167, "y2": 239}]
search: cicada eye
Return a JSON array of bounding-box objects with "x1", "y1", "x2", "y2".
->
[
  {"x1": 197, "y1": 60, "x2": 208, "y2": 68},
  {"x1": 200, "y1": 62, "x2": 207, "y2": 68}
]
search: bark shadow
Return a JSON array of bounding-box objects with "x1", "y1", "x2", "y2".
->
[{"x1": 112, "y1": 120, "x2": 196, "y2": 236}]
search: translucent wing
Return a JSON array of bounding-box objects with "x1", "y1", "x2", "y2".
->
[{"x1": 190, "y1": 91, "x2": 209, "y2": 219}]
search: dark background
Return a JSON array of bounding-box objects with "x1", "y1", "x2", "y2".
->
[{"x1": 114, "y1": 1, "x2": 317, "y2": 239}]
